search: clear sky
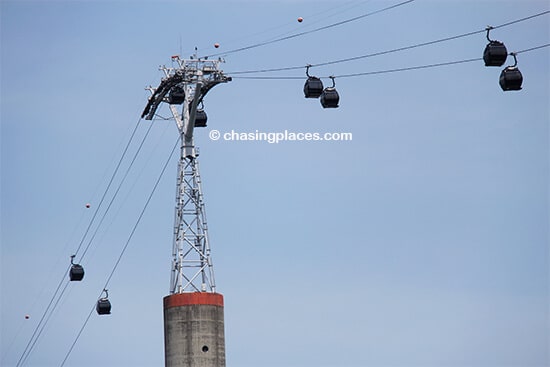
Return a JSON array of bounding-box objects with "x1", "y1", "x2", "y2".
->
[{"x1": 1, "y1": 1, "x2": 549, "y2": 366}]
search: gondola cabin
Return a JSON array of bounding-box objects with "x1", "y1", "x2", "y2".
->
[
  {"x1": 96, "y1": 298, "x2": 111, "y2": 315},
  {"x1": 499, "y1": 67, "x2": 523, "y2": 91},
  {"x1": 69, "y1": 264, "x2": 84, "y2": 281},
  {"x1": 195, "y1": 109, "x2": 208, "y2": 127},
  {"x1": 320, "y1": 87, "x2": 339, "y2": 108},
  {"x1": 483, "y1": 41, "x2": 507, "y2": 67},
  {"x1": 303, "y1": 77, "x2": 324, "y2": 98},
  {"x1": 168, "y1": 86, "x2": 186, "y2": 104}
]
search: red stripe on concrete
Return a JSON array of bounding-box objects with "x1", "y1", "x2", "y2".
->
[{"x1": 164, "y1": 292, "x2": 224, "y2": 308}]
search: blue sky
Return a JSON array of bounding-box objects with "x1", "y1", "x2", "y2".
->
[{"x1": 1, "y1": 1, "x2": 549, "y2": 366}]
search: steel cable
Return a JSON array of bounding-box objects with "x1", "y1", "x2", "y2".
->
[
  {"x1": 230, "y1": 44, "x2": 550, "y2": 80},
  {"x1": 59, "y1": 136, "x2": 181, "y2": 367},
  {"x1": 202, "y1": 0, "x2": 415, "y2": 59},
  {"x1": 226, "y1": 10, "x2": 550, "y2": 76}
]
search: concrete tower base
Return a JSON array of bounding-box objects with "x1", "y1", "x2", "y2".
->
[{"x1": 164, "y1": 293, "x2": 225, "y2": 367}]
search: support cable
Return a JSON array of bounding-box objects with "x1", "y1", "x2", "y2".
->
[
  {"x1": 202, "y1": 0, "x2": 415, "y2": 59},
  {"x1": 230, "y1": 44, "x2": 550, "y2": 80},
  {"x1": 226, "y1": 10, "x2": 550, "y2": 76},
  {"x1": 334, "y1": 57, "x2": 482, "y2": 78},
  {"x1": 14, "y1": 116, "x2": 147, "y2": 367},
  {"x1": 78, "y1": 120, "x2": 156, "y2": 263},
  {"x1": 199, "y1": 0, "x2": 370, "y2": 55},
  {"x1": 59, "y1": 303, "x2": 95, "y2": 367},
  {"x1": 15, "y1": 267, "x2": 69, "y2": 367},
  {"x1": 59, "y1": 136, "x2": 181, "y2": 367},
  {"x1": 514, "y1": 43, "x2": 550, "y2": 54},
  {"x1": 19, "y1": 282, "x2": 70, "y2": 366},
  {"x1": 72, "y1": 117, "x2": 143, "y2": 257}
]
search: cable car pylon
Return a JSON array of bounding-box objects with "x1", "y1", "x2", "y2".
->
[{"x1": 143, "y1": 53, "x2": 230, "y2": 367}]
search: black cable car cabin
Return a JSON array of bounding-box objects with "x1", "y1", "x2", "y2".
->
[
  {"x1": 69, "y1": 264, "x2": 84, "y2": 281},
  {"x1": 195, "y1": 109, "x2": 208, "y2": 127},
  {"x1": 96, "y1": 298, "x2": 111, "y2": 315},
  {"x1": 484, "y1": 41, "x2": 508, "y2": 67},
  {"x1": 499, "y1": 67, "x2": 523, "y2": 91},
  {"x1": 168, "y1": 86, "x2": 185, "y2": 104},
  {"x1": 304, "y1": 76, "x2": 324, "y2": 98},
  {"x1": 320, "y1": 88, "x2": 339, "y2": 108}
]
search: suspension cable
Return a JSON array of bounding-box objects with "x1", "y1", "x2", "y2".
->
[
  {"x1": 15, "y1": 266, "x2": 69, "y2": 367},
  {"x1": 230, "y1": 44, "x2": 550, "y2": 80},
  {"x1": 78, "y1": 120, "x2": 156, "y2": 263},
  {"x1": 18, "y1": 281, "x2": 70, "y2": 366},
  {"x1": 226, "y1": 10, "x2": 550, "y2": 76},
  {"x1": 72, "y1": 117, "x2": 143, "y2": 257},
  {"x1": 15, "y1": 116, "x2": 148, "y2": 366},
  {"x1": 202, "y1": 0, "x2": 415, "y2": 59},
  {"x1": 59, "y1": 136, "x2": 180, "y2": 367}
]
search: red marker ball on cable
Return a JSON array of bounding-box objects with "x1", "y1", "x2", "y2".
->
[
  {"x1": 297, "y1": 17, "x2": 303, "y2": 23},
  {"x1": 85, "y1": 203, "x2": 91, "y2": 208}
]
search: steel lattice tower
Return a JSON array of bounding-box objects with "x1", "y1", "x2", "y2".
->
[
  {"x1": 171, "y1": 149, "x2": 214, "y2": 293},
  {"x1": 143, "y1": 54, "x2": 231, "y2": 367}
]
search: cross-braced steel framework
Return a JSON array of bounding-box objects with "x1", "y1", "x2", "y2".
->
[
  {"x1": 143, "y1": 55, "x2": 231, "y2": 293},
  {"x1": 171, "y1": 152, "x2": 213, "y2": 293}
]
